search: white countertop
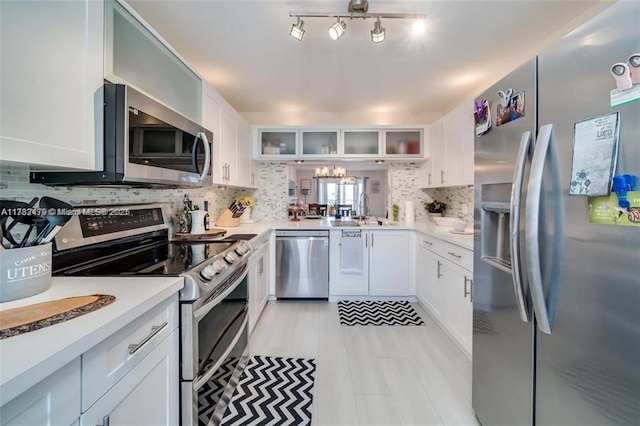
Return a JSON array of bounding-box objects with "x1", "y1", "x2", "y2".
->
[
  {"x1": 219, "y1": 218, "x2": 474, "y2": 251},
  {"x1": 0, "y1": 276, "x2": 183, "y2": 405}
]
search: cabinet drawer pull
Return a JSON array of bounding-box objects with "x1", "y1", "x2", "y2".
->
[
  {"x1": 128, "y1": 321, "x2": 168, "y2": 355},
  {"x1": 423, "y1": 240, "x2": 433, "y2": 246},
  {"x1": 447, "y1": 251, "x2": 462, "y2": 259},
  {"x1": 437, "y1": 261, "x2": 442, "y2": 279},
  {"x1": 464, "y1": 276, "x2": 471, "y2": 298}
]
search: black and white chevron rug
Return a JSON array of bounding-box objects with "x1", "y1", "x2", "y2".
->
[
  {"x1": 337, "y1": 300, "x2": 425, "y2": 326},
  {"x1": 198, "y1": 357, "x2": 238, "y2": 426},
  {"x1": 220, "y1": 356, "x2": 316, "y2": 426}
]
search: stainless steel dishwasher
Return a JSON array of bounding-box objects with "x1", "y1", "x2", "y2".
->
[{"x1": 275, "y1": 230, "x2": 329, "y2": 299}]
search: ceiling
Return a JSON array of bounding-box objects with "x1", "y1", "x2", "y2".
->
[{"x1": 127, "y1": 0, "x2": 611, "y2": 125}]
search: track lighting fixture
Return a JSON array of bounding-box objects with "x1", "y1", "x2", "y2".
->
[
  {"x1": 289, "y1": 17, "x2": 305, "y2": 41},
  {"x1": 371, "y1": 17, "x2": 385, "y2": 43},
  {"x1": 328, "y1": 18, "x2": 347, "y2": 40},
  {"x1": 289, "y1": 0, "x2": 426, "y2": 43}
]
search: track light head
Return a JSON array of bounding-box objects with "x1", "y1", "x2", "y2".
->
[
  {"x1": 328, "y1": 19, "x2": 347, "y2": 40},
  {"x1": 289, "y1": 17, "x2": 305, "y2": 41},
  {"x1": 371, "y1": 17, "x2": 385, "y2": 43}
]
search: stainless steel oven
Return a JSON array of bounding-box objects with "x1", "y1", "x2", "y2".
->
[
  {"x1": 181, "y1": 265, "x2": 249, "y2": 426},
  {"x1": 49, "y1": 204, "x2": 251, "y2": 426}
]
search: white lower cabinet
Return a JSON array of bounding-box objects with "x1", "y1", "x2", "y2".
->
[
  {"x1": 417, "y1": 246, "x2": 445, "y2": 318},
  {"x1": 0, "y1": 295, "x2": 180, "y2": 426},
  {"x1": 417, "y1": 233, "x2": 473, "y2": 357},
  {"x1": 249, "y1": 234, "x2": 270, "y2": 334},
  {"x1": 443, "y1": 262, "x2": 473, "y2": 354},
  {"x1": 0, "y1": 358, "x2": 81, "y2": 426},
  {"x1": 330, "y1": 229, "x2": 410, "y2": 296},
  {"x1": 80, "y1": 330, "x2": 179, "y2": 426}
]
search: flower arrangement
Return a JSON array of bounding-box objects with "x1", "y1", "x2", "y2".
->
[
  {"x1": 425, "y1": 200, "x2": 447, "y2": 213},
  {"x1": 236, "y1": 195, "x2": 255, "y2": 207}
]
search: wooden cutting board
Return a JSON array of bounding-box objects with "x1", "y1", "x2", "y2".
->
[
  {"x1": 174, "y1": 228, "x2": 227, "y2": 240},
  {"x1": 0, "y1": 294, "x2": 115, "y2": 339}
]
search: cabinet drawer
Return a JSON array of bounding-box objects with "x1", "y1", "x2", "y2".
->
[
  {"x1": 81, "y1": 295, "x2": 178, "y2": 411},
  {"x1": 80, "y1": 330, "x2": 179, "y2": 426},
  {"x1": 444, "y1": 242, "x2": 473, "y2": 271},
  {"x1": 418, "y1": 233, "x2": 444, "y2": 253}
]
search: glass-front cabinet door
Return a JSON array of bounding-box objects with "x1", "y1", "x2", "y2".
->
[
  {"x1": 341, "y1": 130, "x2": 382, "y2": 157},
  {"x1": 383, "y1": 129, "x2": 423, "y2": 157},
  {"x1": 258, "y1": 129, "x2": 298, "y2": 157},
  {"x1": 300, "y1": 130, "x2": 339, "y2": 157}
]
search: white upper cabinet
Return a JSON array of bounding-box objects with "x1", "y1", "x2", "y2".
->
[
  {"x1": 383, "y1": 129, "x2": 423, "y2": 157},
  {"x1": 203, "y1": 84, "x2": 254, "y2": 188},
  {"x1": 255, "y1": 127, "x2": 424, "y2": 160},
  {"x1": 0, "y1": 0, "x2": 104, "y2": 170},
  {"x1": 341, "y1": 129, "x2": 382, "y2": 157},
  {"x1": 258, "y1": 129, "x2": 299, "y2": 158},
  {"x1": 423, "y1": 101, "x2": 474, "y2": 188},
  {"x1": 105, "y1": 0, "x2": 201, "y2": 123},
  {"x1": 300, "y1": 130, "x2": 340, "y2": 157}
]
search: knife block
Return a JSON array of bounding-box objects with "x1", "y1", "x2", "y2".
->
[{"x1": 215, "y1": 209, "x2": 240, "y2": 227}]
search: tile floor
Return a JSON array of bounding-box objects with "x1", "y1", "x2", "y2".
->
[{"x1": 249, "y1": 301, "x2": 479, "y2": 426}]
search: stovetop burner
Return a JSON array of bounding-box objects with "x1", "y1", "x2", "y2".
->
[
  {"x1": 56, "y1": 240, "x2": 234, "y2": 277},
  {"x1": 50, "y1": 203, "x2": 252, "y2": 303}
]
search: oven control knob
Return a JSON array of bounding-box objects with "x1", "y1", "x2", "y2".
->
[
  {"x1": 224, "y1": 251, "x2": 238, "y2": 264},
  {"x1": 235, "y1": 243, "x2": 249, "y2": 255},
  {"x1": 212, "y1": 259, "x2": 228, "y2": 273},
  {"x1": 200, "y1": 265, "x2": 217, "y2": 281}
]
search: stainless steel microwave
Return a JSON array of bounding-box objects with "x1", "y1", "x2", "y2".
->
[{"x1": 31, "y1": 83, "x2": 212, "y2": 187}]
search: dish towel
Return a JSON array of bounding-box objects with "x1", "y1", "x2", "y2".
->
[{"x1": 340, "y1": 234, "x2": 363, "y2": 274}]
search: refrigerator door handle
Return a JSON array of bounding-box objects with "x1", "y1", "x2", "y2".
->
[
  {"x1": 509, "y1": 131, "x2": 533, "y2": 323},
  {"x1": 526, "y1": 124, "x2": 564, "y2": 335}
]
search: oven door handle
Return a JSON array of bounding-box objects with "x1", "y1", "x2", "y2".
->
[
  {"x1": 193, "y1": 306, "x2": 248, "y2": 391},
  {"x1": 193, "y1": 266, "x2": 249, "y2": 320}
]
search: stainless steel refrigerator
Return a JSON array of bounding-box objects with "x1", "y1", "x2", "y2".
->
[{"x1": 472, "y1": 2, "x2": 640, "y2": 425}]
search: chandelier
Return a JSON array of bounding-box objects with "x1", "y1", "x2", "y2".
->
[
  {"x1": 315, "y1": 166, "x2": 347, "y2": 178},
  {"x1": 289, "y1": 0, "x2": 427, "y2": 43}
]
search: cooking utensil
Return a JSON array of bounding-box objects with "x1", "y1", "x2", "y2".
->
[
  {"x1": 30, "y1": 197, "x2": 74, "y2": 246},
  {"x1": 3, "y1": 197, "x2": 39, "y2": 235},
  {"x1": 0, "y1": 200, "x2": 31, "y2": 248}
]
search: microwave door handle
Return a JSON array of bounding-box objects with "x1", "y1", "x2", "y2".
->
[{"x1": 192, "y1": 132, "x2": 211, "y2": 182}]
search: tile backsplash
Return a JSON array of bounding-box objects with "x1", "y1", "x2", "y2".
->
[
  {"x1": 390, "y1": 162, "x2": 474, "y2": 223},
  {"x1": 0, "y1": 164, "x2": 243, "y2": 239},
  {"x1": 1, "y1": 162, "x2": 474, "y2": 232},
  {"x1": 247, "y1": 162, "x2": 289, "y2": 220}
]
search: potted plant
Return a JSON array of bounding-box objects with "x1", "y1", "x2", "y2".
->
[
  {"x1": 425, "y1": 200, "x2": 447, "y2": 222},
  {"x1": 392, "y1": 203, "x2": 400, "y2": 221}
]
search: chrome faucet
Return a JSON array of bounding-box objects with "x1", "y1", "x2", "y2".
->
[{"x1": 358, "y1": 192, "x2": 370, "y2": 216}]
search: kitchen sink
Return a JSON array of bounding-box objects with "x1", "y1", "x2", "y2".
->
[{"x1": 330, "y1": 220, "x2": 359, "y2": 227}]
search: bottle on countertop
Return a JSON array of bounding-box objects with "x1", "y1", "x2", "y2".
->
[{"x1": 203, "y1": 201, "x2": 210, "y2": 231}]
